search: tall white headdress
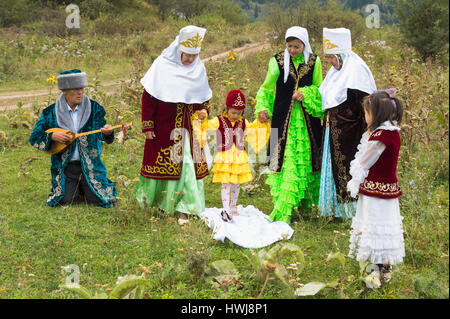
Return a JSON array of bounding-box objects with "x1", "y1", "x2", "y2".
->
[
  {"x1": 319, "y1": 27, "x2": 377, "y2": 110},
  {"x1": 322, "y1": 27, "x2": 352, "y2": 54},
  {"x1": 178, "y1": 25, "x2": 206, "y2": 55},
  {"x1": 140, "y1": 25, "x2": 212, "y2": 104}
]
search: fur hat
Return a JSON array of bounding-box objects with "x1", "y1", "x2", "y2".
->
[{"x1": 57, "y1": 69, "x2": 88, "y2": 90}]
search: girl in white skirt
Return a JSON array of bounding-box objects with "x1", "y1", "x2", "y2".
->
[{"x1": 347, "y1": 89, "x2": 405, "y2": 284}]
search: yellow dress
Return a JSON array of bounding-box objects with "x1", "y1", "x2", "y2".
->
[{"x1": 192, "y1": 112, "x2": 270, "y2": 184}]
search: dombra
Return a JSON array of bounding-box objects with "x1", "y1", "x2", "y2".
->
[{"x1": 44, "y1": 122, "x2": 132, "y2": 155}]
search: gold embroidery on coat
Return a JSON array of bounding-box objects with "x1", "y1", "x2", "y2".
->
[
  {"x1": 270, "y1": 52, "x2": 316, "y2": 172},
  {"x1": 360, "y1": 179, "x2": 402, "y2": 196},
  {"x1": 142, "y1": 120, "x2": 154, "y2": 129}
]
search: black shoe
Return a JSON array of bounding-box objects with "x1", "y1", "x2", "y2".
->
[
  {"x1": 221, "y1": 210, "x2": 232, "y2": 222},
  {"x1": 380, "y1": 264, "x2": 392, "y2": 283}
]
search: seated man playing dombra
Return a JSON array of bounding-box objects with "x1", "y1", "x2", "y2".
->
[{"x1": 29, "y1": 69, "x2": 117, "y2": 207}]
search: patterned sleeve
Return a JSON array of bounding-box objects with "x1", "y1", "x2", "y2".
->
[
  {"x1": 255, "y1": 57, "x2": 279, "y2": 118},
  {"x1": 29, "y1": 111, "x2": 53, "y2": 152},
  {"x1": 141, "y1": 89, "x2": 157, "y2": 133}
]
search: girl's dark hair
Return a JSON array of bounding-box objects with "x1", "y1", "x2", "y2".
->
[{"x1": 363, "y1": 91, "x2": 403, "y2": 132}]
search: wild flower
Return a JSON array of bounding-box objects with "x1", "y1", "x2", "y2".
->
[
  {"x1": 46, "y1": 74, "x2": 56, "y2": 84},
  {"x1": 227, "y1": 51, "x2": 237, "y2": 61}
]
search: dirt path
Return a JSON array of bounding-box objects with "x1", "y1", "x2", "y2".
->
[{"x1": 0, "y1": 41, "x2": 271, "y2": 112}]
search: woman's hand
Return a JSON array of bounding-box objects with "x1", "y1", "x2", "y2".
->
[
  {"x1": 101, "y1": 124, "x2": 113, "y2": 136},
  {"x1": 145, "y1": 131, "x2": 156, "y2": 140},
  {"x1": 292, "y1": 90, "x2": 304, "y2": 102},
  {"x1": 258, "y1": 110, "x2": 270, "y2": 123}
]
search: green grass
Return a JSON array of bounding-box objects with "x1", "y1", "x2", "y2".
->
[
  {"x1": 0, "y1": 20, "x2": 448, "y2": 299},
  {"x1": 0, "y1": 21, "x2": 267, "y2": 93},
  {"x1": 0, "y1": 120, "x2": 448, "y2": 299}
]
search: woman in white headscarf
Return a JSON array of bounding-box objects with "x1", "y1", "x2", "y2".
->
[
  {"x1": 318, "y1": 27, "x2": 377, "y2": 219},
  {"x1": 255, "y1": 26, "x2": 324, "y2": 223},
  {"x1": 135, "y1": 26, "x2": 212, "y2": 225}
]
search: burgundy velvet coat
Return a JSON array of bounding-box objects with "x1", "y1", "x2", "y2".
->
[
  {"x1": 326, "y1": 88, "x2": 368, "y2": 203},
  {"x1": 140, "y1": 90, "x2": 210, "y2": 180}
]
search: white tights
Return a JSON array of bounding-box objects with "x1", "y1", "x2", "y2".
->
[{"x1": 221, "y1": 183, "x2": 240, "y2": 213}]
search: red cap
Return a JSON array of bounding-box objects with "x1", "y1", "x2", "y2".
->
[{"x1": 226, "y1": 90, "x2": 246, "y2": 110}]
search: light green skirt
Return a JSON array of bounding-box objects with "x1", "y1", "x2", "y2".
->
[{"x1": 135, "y1": 137, "x2": 205, "y2": 216}]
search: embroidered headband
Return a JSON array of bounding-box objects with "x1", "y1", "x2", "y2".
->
[{"x1": 334, "y1": 54, "x2": 343, "y2": 71}]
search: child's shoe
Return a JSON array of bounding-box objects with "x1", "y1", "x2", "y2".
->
[
  {"x1": 221, "y1": 210, "x2": 232, "y2": 222},
  {"x1": 380, "y1": 265, "x2": 392, "y2": 283}
]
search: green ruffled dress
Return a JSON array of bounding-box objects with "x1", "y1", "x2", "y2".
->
[{"x1": 255, "y1": 53, "x2": 324, "y2": 223}]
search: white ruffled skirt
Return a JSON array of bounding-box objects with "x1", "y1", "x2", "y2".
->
[{"x1": 348, "y1": 194, "x2": 405, "y2": 265}]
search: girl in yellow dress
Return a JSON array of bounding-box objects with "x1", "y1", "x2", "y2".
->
[{"x1": 194, "y1": 90, "x2": 269, "y2": 222}]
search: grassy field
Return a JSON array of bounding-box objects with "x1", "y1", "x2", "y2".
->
[
  {"x1": 0, "y1": 15, "x2": 448, "y2": 299},
  {"x1": 0, "y1": 20, "x2": 267, "y2": 93}
]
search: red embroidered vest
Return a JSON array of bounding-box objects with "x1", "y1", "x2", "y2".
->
[
  {"x1": 359, "y1": 129, "x2": 402, "y2": 199},
  {"x1": 216, "y1": 115, "x2": 246, "y2": 152}
]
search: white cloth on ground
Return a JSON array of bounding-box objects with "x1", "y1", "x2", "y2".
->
[{"x1": 200, "y1": 205, "x2": 294, "y2": 248}]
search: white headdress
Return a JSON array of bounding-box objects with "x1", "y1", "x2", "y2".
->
[
  {"x1": 178, "y1": 25, "x2": 206, "y2": 54},
  {"x1": 283, "y1": 26, "x2": 314, "y2": 83},
  {"x1": 140, "y1": 25, "x2": 212, "y2": 104},
  {"x1": 322, "y1": 27, "x2": 352, "y2": 54},
  {"x1": 319, "y1": 28, "x2": 377, "y2": 110}
]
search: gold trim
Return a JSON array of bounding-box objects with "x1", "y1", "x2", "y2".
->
[
  {"x1": 142, "y1": 120, "x2": 154, "y2": 129},
  {"x1": 328, "y1": 108, "x2": 349, "y2": 197},
  {"x1": 142, "y1": 104, "x2": 184, "y2": 177},
  {"x1": 360, "y1": 179, "x2": 402, "y2": 196},
  {"x1": 179, "y1": 33, "x2": 203, "y2": 49},
  {"x1": 323, "y1": 37, "x2": 338, "y2": 50},
  {"x1": 371, "y1": 130, "x2": 383, "y2": 137},
  {"x1": 79, "y1": 135, "x2": 115, "y2": 201},
  {"x1": 270, "y1": 52, "x2": 317, "y2": 172}
]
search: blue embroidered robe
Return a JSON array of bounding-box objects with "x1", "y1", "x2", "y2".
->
[{"x1": 29, "y1": 99, "x2": 117, "y2": 207}]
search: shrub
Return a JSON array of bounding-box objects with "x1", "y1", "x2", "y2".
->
[
  {"x1": 92, "y1": 14, "x2": 127, "y2": 35},
  {"x1": 396, "y1": 0, "x2": 449, "y2": 61},
  {"x1": 266, "y1": 0, "x2": 366, "y2": 47},
  {"x1": 79, "y1": 0, "x2": 116, "y2": 20},
  {"x1": 0, "y1": 0, "x2": 39, "y2": 27}
]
